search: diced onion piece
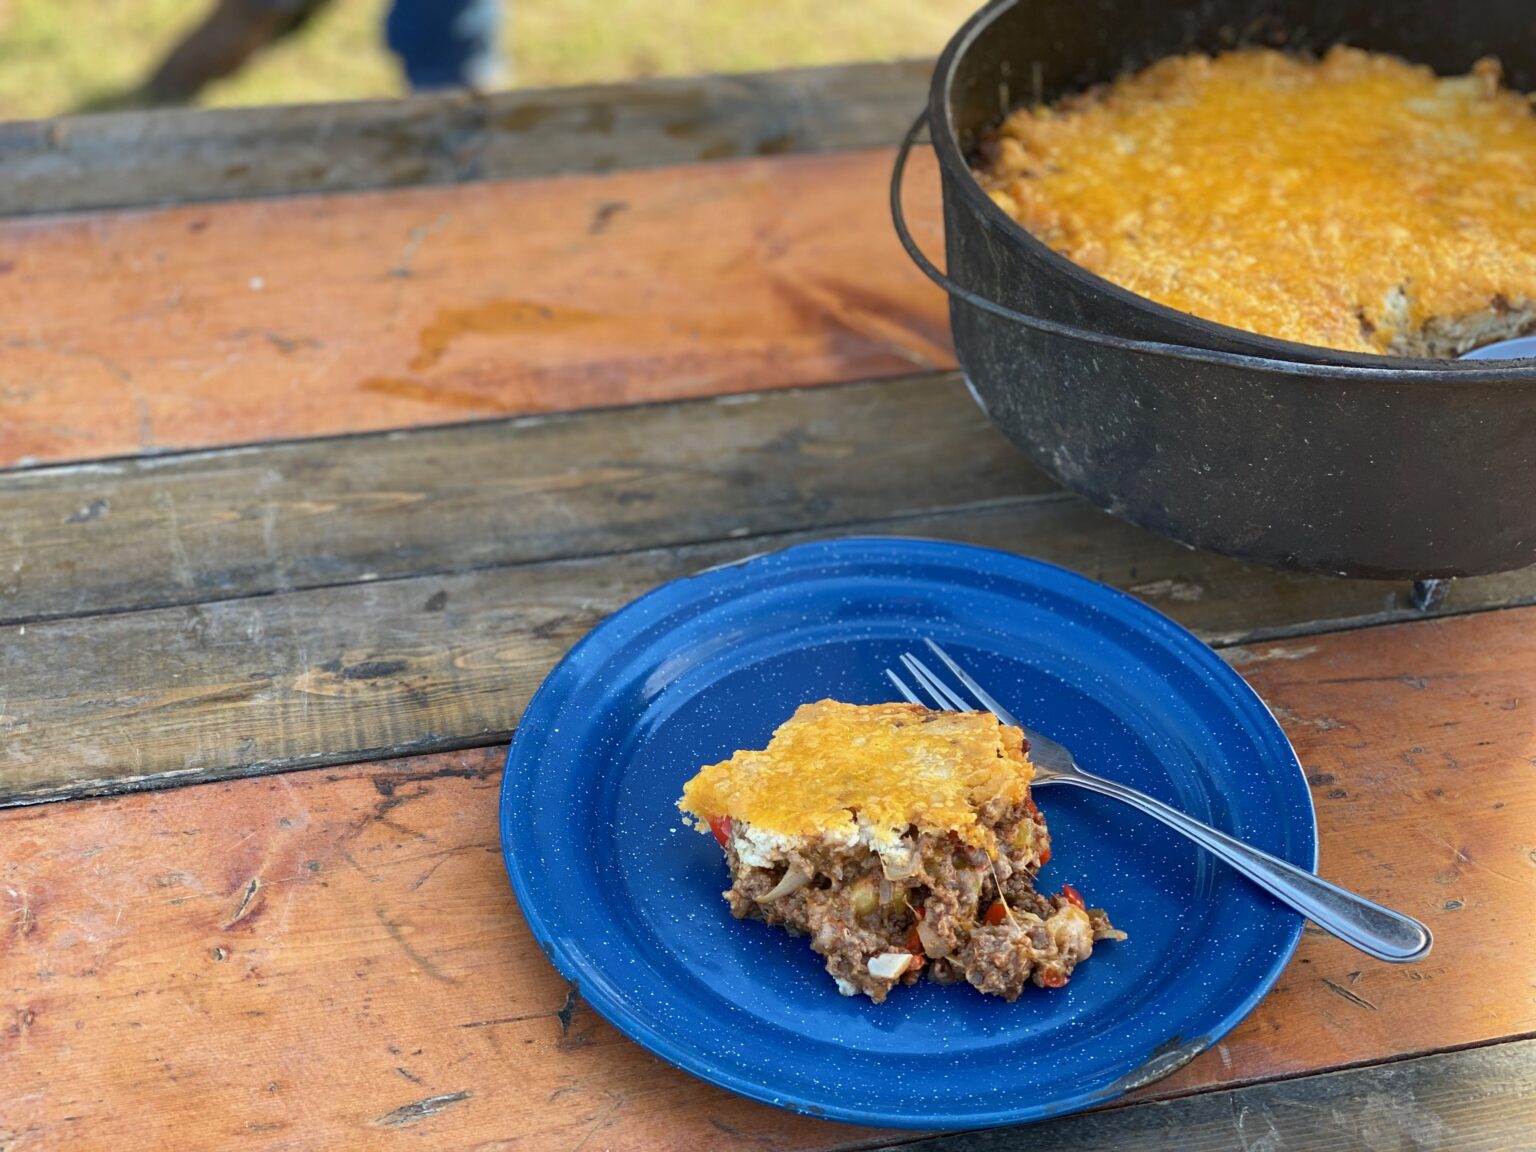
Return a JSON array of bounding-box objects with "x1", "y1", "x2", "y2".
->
[
  {"x1": 880, "y1": 850, "x2": 920, "y2": 880},
  {"x1": 834, "y1": 977, "x2": 859, "y2": 997},
  {"x1": 957, "y1": 868, "x2": 983, "y2": 910},
  {"x1": 867, "y1": 952, "x2": 914, "y2": 980},
  {"x1": 878, "y1": 877, "x2": 894, "y2": 906},
  {"x1": 915, "y1": 916, "x2": 951, "y2": 958},
  {"x1": 757, "y1": 864, "x2": 811, "y2": 902}
]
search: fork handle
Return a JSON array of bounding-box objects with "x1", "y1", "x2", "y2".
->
[{"x1": 1055, "y1": 771, "x2": 1433, "y2": 963}]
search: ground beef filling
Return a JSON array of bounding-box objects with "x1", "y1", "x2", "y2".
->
[{"x1": 722, "y1": 801, "x2": 1124, "y2": 1002}]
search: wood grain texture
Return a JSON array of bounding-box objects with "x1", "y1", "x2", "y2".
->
[
  {"x1": 881, "y1": 1038, "x2": 1536, "y2": 1152},
  {"x1": 0, "y1": 376, "x2": 1051, "y2": 624},
  {"x1": 9, "y1": 374, "x2": 1536, "y2": 805},
  {"x1": 0, "y1": 147, "x2": 949, "y2": 469},
  {"x1": 10, "y1": 492, "x2": 1536, "y2": 805},
  {"x1": 4, "y1": 605, "x2": 1535, "y2": 1150},
  {"x1": 17, "y1": 374, "x2": 1536, "y2": 641},
  {"x1": 0, "y1": 60, "x2": 932, "y2": 216}
]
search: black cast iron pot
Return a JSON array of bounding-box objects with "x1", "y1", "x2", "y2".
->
[{"x1": 893, "y1": 0, "x2": 1536, "y2": 579}]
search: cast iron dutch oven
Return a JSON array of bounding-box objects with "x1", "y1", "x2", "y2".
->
[{"x1": 893, "y1": 0, "x2": 1536, "y2": 579}]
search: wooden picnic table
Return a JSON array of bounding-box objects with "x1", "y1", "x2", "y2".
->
[{"x1": 2, "y1": 60, "x2": 1534, "y2": 1152}]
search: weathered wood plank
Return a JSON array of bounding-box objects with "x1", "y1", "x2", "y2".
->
[
  {"x1": 0, "y1": 376, "x2": 1051, "y2": 625},
  {"x1": 6, "y1": 369, "x2": 1536, "y2": 808},
  {"x1": 9, "y1": 494, "x2": 1536, "y2": 805},
  {"x1": 0, "y1": 147, "x2": 949, "y2": 469},
  {"x1": 4, "y1": 605, "x2": 1535, "y2": 1148},
  {"x1": 0, "y1": 60, "x2": 932, "y2": 217},
  {"x1": 0, "y1": 748, "x2": 875, "y2": 1152},
  {"x1": 883, "y1": 1038, "x2": 1536, "y2": 1152}
]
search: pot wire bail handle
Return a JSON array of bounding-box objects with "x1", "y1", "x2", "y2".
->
[
  {"x1": 890, "y1": 111, "x2": 1321, "y2": 364},
  {"x1": 888, "y1": 108, "x2": 1093, "y2": 337},
  {"x1": 891, "y1": 111, "x2": 979, "y2": 311},
  {"x1": 890, "y1": 109, "x2": 1144, "y2": 347},
  {"x1": 888, "y1": 110, "x2": 1199, "y2": 356}
]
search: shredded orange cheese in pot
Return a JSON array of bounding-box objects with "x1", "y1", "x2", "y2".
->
[{"x1": 976, "y1": 47, "x2": 1536, "y2": 355}]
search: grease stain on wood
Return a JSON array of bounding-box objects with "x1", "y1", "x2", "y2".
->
[{"x1": 408, "y1": 299, "x2": 601, "y2": 373}]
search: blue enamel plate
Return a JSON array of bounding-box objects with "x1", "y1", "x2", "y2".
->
[{"x1": 500, "y1": 538, "x2": 1315, "y2": 1130}]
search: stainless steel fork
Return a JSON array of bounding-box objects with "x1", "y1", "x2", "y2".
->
[{"x1": 886, "y1": 639, "x2": 1432, "y2": 964}]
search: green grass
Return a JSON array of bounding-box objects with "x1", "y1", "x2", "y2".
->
[{"x1": 0, "y1": 0, "x2": 978, "y2": 121}]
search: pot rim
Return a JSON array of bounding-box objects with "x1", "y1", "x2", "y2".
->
[{"x1": 925, "y1": 0, "x2": 1536, "y2": 383}]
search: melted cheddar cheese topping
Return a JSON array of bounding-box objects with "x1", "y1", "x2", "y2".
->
[
  {"x1": 678, "y1": 700, "x2": 1032, "y2": 852},
  {"x1": 976, "y1": 47, "x2": 1536, "y2": 355}
]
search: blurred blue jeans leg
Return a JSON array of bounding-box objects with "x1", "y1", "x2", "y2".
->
[{"x1": 386, "y1": 0, "x2": 505, "y2": 90}]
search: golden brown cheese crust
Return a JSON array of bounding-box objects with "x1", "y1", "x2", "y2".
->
[
  {"x1": 975, "y1": 47, "x2": 1536, "y2": 356},
  {"x1": 678, "y1": 700, "x2": 1032, "y2": 854}
]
